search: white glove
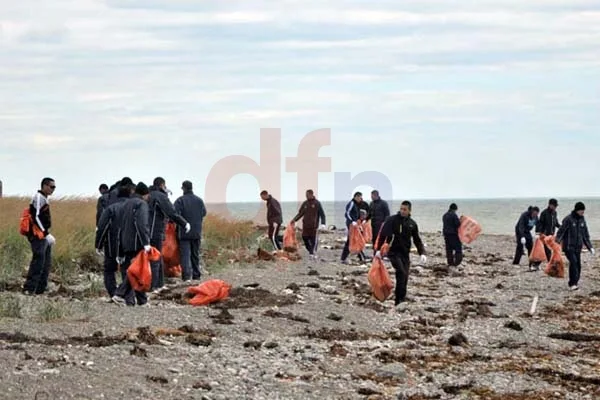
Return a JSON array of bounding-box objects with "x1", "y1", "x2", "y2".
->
[
  {"x1": 46, "y1": 234, "x2": 56, "y2": 246},
  {"x1": 319, "y1": 224, "x2": 327, "y2": 230},
  {"x1": 375, "y1": 251, "x2": 382, "y2": 259},
  {"x1": 419, "y1": 255, "x2": 427, "y2": 264},
  {"x1": 591, "y1": 248, "x2": 595, "y2": 256},
  {"x1": 520, "y1": 237, "x2": 526, "y2": 245},
  {"x1": 116, "y1": 257, "x2": 125, "y2": 264},
  {"x1": 185, "y1": 223, "x2": 191, "y2": 233},
  {"x1": 144, "y1": 245, "x2": 151, "y2": 253},
  {"x1": 352, "y1": 221, "x2": 358, "y2": 226},
  {"x1": 96, "y1": 248, "x2": 104, "y2": 256}
]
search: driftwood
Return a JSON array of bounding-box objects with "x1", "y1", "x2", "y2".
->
[{"x1": 548, "y1": 332, "x2": 600, "y2": 342}]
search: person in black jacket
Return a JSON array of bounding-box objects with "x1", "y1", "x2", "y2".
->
[
  {"x1": 536, "y1": 198, "x2": 561, "y2": 261},
  {"x1": 375, "y1": 201, "x2": 426, "y2": 308},
  {"x1": 175, "y1": 181, "x2": 207, "y2": 282},
  {"x1": 95, "y1": 184, "x2": 133, "y2": 298},
  {"x1": 148, "y1": 177, "x2": 190, "y2": 291},
  {"x1": 23, "y1": 177, "x2": 56, "y2": 295},
  {"x1": 556, "y1": 202, "x2": 595, "y2": 290},
  {"x1": 112, "y1": 182, "x2": 152, "y2": 306},
  {"x1": 442, "y1": 203, "x2": 463, "y2": 267},
  {"x1": 260, "y1": 190, "x2": 283, "y2": 250},
  {"x1": 95, "y1": 183, "x2": 109, "y2": 226},
  {"x1": 367, "y1": 190, "x2": 390, "y2": 252},
  {"x1": 512, "y1": 206, "x2": 540, "y2": 268}
]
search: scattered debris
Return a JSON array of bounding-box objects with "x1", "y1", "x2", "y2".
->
[
  {"x1": 504, "y1": 321, "x2": 523, "y2": 331},
  {"x1": 448, "y1": 333, "x2": 469, "y2": 347}
]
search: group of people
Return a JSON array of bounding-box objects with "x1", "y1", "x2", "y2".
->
[
  {"x1": 21, "y1": 177, "x2": 208, "y2": 307},
  {"x1": 20, "y1": 177, "x2": 595, "y2": 310}
]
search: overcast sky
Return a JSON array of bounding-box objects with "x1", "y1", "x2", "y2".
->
[{"x1": 1, "y1": 0, "x2": 599, "y2": 203}]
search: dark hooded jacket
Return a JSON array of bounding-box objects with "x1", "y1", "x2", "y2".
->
[
  {"x1": 293, "y1": 198, "x2": 326, "y2": 235},
  {"x1": 96, "y1": 194, "x2": 109, "y2": 226},
  {"x1": 148, "y1": 187, "x2": 188, "y2": 242},
  {"x1": 556, "y1": 211, "x2": 593, "y2": 252},
  {"x1": 536, "y1": 208, "x2": 561, "y2": 236},
  {"x1": 174, "y1": 190, "x2": 207, "y2": 240},
  {"x1": 95, "y1": 192, "x2": 129, "y2": 258},
  {"x1": 265, "y1": 195, "x2": 283, "y2": 225},
  {"x1": 119, "y1": 194, "x2": 150, "y2": 254},
  {"x1": 515, "y1": 209, "x2": 538, "y2": 238},
  {"x1": 368, "y1": 198, "x2": 390, "y2": 236},
  {"x1": 442, "y1": 209, "x2": 461, "y2": 236}
]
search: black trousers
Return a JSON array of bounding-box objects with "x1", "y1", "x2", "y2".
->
[
  {"x1": 444, "y1": 234, "x2": 463, "y2": 266},
  {"x1": 268, "y1": 223, "x2": 282, "y2": 250},
  {"x1": 180, "y1": 239, "x2": 201, "y2": 280},
  {"x1": 150, "y1": 236, "x2": 164, "y2": 290},
  {"x1": 513, "y1": 234, "x2": 533, "y2": 265},
  {"x1": 389, "y1": 253, "x2": 410, "y2": 305},
  {"x1": 23, "y1": 238, "x2": 52, "y2": 294},
  {"x1": 103, "y1": 245, "x2": 119, "y2": 298},
  {"x1": 302, "y1": 235, "x2": 317, "y2": 255},
  {"x1": 341, "y1": 234, "x2": 366, "y2": 262},
  {"x1": 565, "y1": 249, "x2": 582, "y2": 287},
  {"x1": 114, "y1": 251, "x2": 147, "y2": 306}
]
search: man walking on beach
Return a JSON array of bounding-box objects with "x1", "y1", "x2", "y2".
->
[
  {"x1": 341, "y1": 192, "x2": 367, "y2": 264},
  {"x1": 375, "y1": 200, "x2": 427, "y2": 310},
  {"x1": 149, "y1": 177, "x2": 190, "y2": 292},
  {"x1": 292, "y1": 189, "x2": 326, "y2": 259},
  {"x1": 443, "y1": 203, "x2": 463, "y2": 267},
  {"x1": 536, "y1": 198, "x2": 561, "y2": 261},
  {"x1": 367, "y1": 190, "x2": 390, "y2": 251},
  {"x1": 112, "y1": 182, "x2": 152, "y2": 306},
  {"x1": 260, "y1": 190, "x2": 283, "y2": 251},
  {"x1": 556, "y1": 202, "x2": 595, "y2": 290},
  {"x1": 22, "y1": 178, "x2": 56, "y2": 295},
  {"x1": 95, "y1": 184, "x2": 133, "y2": 298},
  {"x1": 513, "y1": 206, "x2": 540, "y2": 269},
  {"x1": 175, "y1": 181, "x2": 207, "y2": 282}
]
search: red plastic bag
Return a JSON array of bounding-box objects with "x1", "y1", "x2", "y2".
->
[
  {"x1": 368, "y1": 256, "x2": 393, "y2": 302},
  {"x1": 458, "y1": 216, "x2": 482, "y2": 244},
  {"x1": 127, "y1": 247, "x2": 161, "y2": 292},
  {"x1": 543, "y1": 235, "x2": 565, "y2": 278},
  {"x1": 165, "y1": 265, "x2": 182, "y2": 278},
  {"x1": 162, "y1": 222, "x2": 180, "y2": 267},
  {"x1": 349, "y1": 224, "x2": 366, "y2": 254},
  {"x1": 362, "y1": 221, "x2": 373, "y2": 243},
  {"x1": 373, "y1": 223, "x2": 389, "y2": 256},
  {"x1": 530, "y1": 235, "x2": 546, "y2": 263},
  {"x1": 283, "y1": 222, "x2": 298, "y2": 252},
  {"x1": 187, "y1": 279, "x2": 232, "y2": 306}
]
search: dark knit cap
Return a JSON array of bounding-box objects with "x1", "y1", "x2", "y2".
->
[
  {"x1": 575, "y1": 202, "x2": 585, "y2": 212},
  {"x1": 449, "y1": 203, "x2": 458, "y2": 211},
  {"x1": 135, "y1": 182, "x2": 149, "y2": 196}
]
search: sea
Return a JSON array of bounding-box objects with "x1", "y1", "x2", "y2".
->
[{"x1": 208, "y1": 198, "x2": 600, "y2": 240}]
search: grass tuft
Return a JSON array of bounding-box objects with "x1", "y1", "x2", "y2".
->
[
  {"x1": 37, "y1": 300, "x2": 70, "y2": 322},
  {"x1": 0, "y1": 294, "x2": 22, "y2": 318}
]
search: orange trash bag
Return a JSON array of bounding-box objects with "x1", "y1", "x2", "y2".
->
[
  {"x1": 349, "y1": 224, "x2": 366, "y2": 254},
  {"x1": 543, "y1": 235, "x2": 565, "y2": 278},
  {"x1": 368, "y1": 256, "x2": 393, "y2": 302},
  {"x1": 187, "y1": 279, "x2": 232, "y2": 306},
  {"x1": 283, "y1": 222, "x2": 298, "y2": 252},
  {"x1": 458, "y1": 216, "x2": 482, "y2": 244},
  {"x1": 162, "y1": 222, "x2": 180, "y2": 267},
  {"x1": 362, "y1": 221, "x2": 373, "y2": 243},
  {"x1": 530, "y1": 235, "x2": 546, "y2": 263},
  {"x1": 127, "y1": 247, "x2": 161, "y2": 292},
  {"x1": 165, "y1": 265, "x2": 182, "y2": 278}
]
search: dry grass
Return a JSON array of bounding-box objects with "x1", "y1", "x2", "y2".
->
[{"x1": 0, "y1": 196, "x2": 258, "y2": 285}]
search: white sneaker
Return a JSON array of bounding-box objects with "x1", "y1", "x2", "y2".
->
[
  {"x1": 111, "y1": 295, "x2": 126, "y2": 306},
  {"x1": 569, "y1": 285, "x2": 579, "y2": 291}
]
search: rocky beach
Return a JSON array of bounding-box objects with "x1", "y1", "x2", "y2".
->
[{"x1": 1, "y1": 231, "x2": 599, "y2": 400}]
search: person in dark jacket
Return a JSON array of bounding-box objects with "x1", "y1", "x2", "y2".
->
[
  {"x1": 148, "y1": 177, "x2": 190, "y2": 291},
  {"x1": 512, "y1": 206, "x2": 540, "y2": 268},
  {"x1": 536, "y1": 198, "x2": 561, "y2": 261},
  {"x1": 375, "y1": 200, "x2": 427, "y2": 308},
  {"x1": 23, "y1": 177, "x2": 56, "y2": 295},
  {"x1": 367, "y1": 190, "x2": 390, "y2": 251},
  {"x1": 556, "y1": 202, "x2": 595, "y2": 290},
  {"x1": 292, "y1": 189, "x2": 326, "y2": 259},
  {"x1": 260, "y1": 190, "x2": 283, "y2": 250},
  {"x1": 442, "y1": 203, "x2": 463, "y2": 267},
  {"x1": 112, "y1": 182, "x2": 152, "y2": 306},
  {"x1": 174, "y1": 181, "x2": 207, "y2": 282},
  {"x1": 341, "y1": 192, "x2": 367, "y2": 264},
  {"x1": 95, "y1": 184, "x2": 133, "y2": 298},
  {"x1": 106, "y1": 177, "x2": 134, "y2": 207},
  {"x1": 95, "y1": 184, "x2": 109, "y2": 226}
]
